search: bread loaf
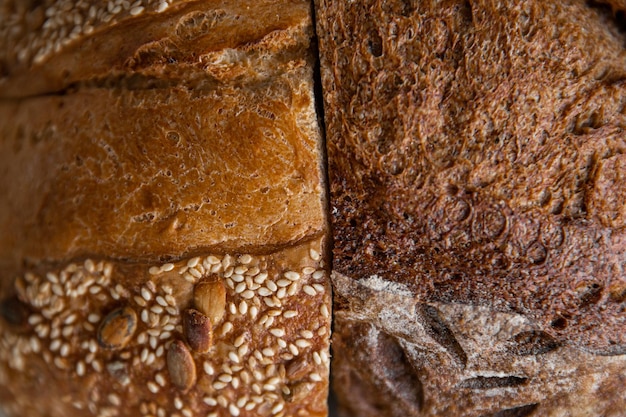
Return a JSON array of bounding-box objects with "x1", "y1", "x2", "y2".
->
[
  {"x1": 0, "y1": 1, "x2": 331, "y2": 416},
  {"x1": 314, "y1": 0, "x2": 626, "y2": 415}
]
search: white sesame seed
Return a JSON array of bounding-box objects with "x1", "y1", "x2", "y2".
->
[
  {"x1": 235, "y1": 283, "x2": 246, "y2": 294},
  {"x1": 289, "y1": 344, "x2": 299, "y2": 355},
  {"x1": 252, "y1": 383, "x2": 262, "y2": 394},
  {"x1": 296, "y1": 339, "x2": 311, "y2": 348},
  {"x1": 174, "y1": 397, "x2": 183, "y2": 410},
  {"x1": 223, "y1": 267, "x2": 234, "y2": 278},
  {"x1": 232, "y1": 273, "x2": 245, "y2": 283},
  {"x1": 258, "y1": 287, "x2": 272, "y2": 297},
  {"x1": 239, "y1": 254, "x2": 253, "y2": 264},
  {"x1": 156, "y1": 296, "x2": 167, "y2": 307},
  {"x1": 165, "y1": 294, "x2": 176, "y2": 306},
  {"x1": 266, "y1": 280, "x2": 277, "y2": 291},
  {"x1": 149, "y1": 266, "x2": 161, "y2": 275},
  {"x1": 84, "y1": 259, "x2": 96, "y2": 273},
  {"x1": 301, "y1": 330, "x2": 314, "y2": 339},
  {"x1": 221, "y1": 322, "x2": 233, "y2": 336},
  {"x1": 284, "y1": 310, "x2": 298, "y2": 318},
  {"x1": 141, "y1": 309, "x2": 149, "y2": 323},
  {"x1": 108, "y1": 394, "x2": 121, "y2": 406},
  {"x1": 284, "y1": 271, "x2": 300, "y2": 281},
  {"x1": 89, "y1": 286, "x2": 102, "y2": 294},
  {"x1": 155, "y1": 373, "x2": 166, "y2": 386},
  {"x1": 262, "y1": 348, "x2": 275, "y2": 357},
  {"x1": 166, "y1": 306, "x2": 178, "y2": 316},
  {"x1": 189, "y1": 268, "x2": 202, "y2": 279},
  {"x1": 249, "y1": 305, "x2": 258, "y2": 319},
  {"x1": 238, "y1": 301, "x2": 248, "y2": 315},
  {"x1": 92, "y1": 360, "x2": 102, "y2": 372},
  {"x1": 313, "y1": 352, "x2": 322, "y2": 365},
  {"x1": 203, "y1": 397, "x2": 217, "y2": 406},
  {"x1": 229, "y1": 404, "x2": 240, "y2": 416},
  {"x1": 151, "y1": 305, "x2": 164, "y2": 314},
  {"x1": 268, "y1": 309, "x2": 281, "y2": 317},
  {"x1": 269, "y1": 328, "x2": 285, "y2": 337},
  {"x1": 263, "y1": 383, "x2": 277, "y2": 391},
  {"x1": 276, "y1": 279, "x2": 290, "y2": 288},
  {"x1": 183, "y1": 273, "x2": 195, "y2": 283},
  {"x1": 313, "y1": 283, "x2": 325, "y2": 293},
  {"x1": 265, "y1": 316, "x2": 275, "y2": 328},
  {"x1": 156, "y1": 346, "x2": 165, "y2": 357},
  {"x1": 76, "y1": 361, "x2": 85, "y2": 376},
  {"x1": 28, "y1": 315, "x2": 43, "y2": 325},
  {"x1": 321, "y1": 350, "x2": 330, "y2": 363},
  {"x1": 310, "y1": 373, "x2": 322, "y2": 382},
  {"x1": 213, "y1": 381, "x2": 227, "y2": 390},
  {"x1": 133, "y1": 296, "x2": 147, "y2": 307},
  {"x1": 217, "y1": 395, "x2": 229, "y2": 407},
  {"x1": 161, "y1": 263, "x2": 175, "y2": 272},
  {"x1": 228, "y1": 352, "x2": 240, "y2": 363},
  {"x1": 263, "y1": 298, "x2": 275, "y2": 307},
  {"x1": 203, "y1": 361, "x2": 215, "y2": 375},
  {"x1": 303, "y1": 285, "x2": 317, "y2": 296},
  {"x1": 147, "y1": 382, "x2": 159, "y2": 393},
  {"x1": 141, "y1": 288, "x2": 152, "y2": 301},
  {"x1": 238, "y1": 344, "x2": 249, "y2": 357},
  {"x1": 254, "y1": 272, "x2": 268, "y2": 284},
  {"x1": 187, "y1": 257, "x2": 200, "y2": 268},
  {"x1": 309, "y1": 248, "x2": 320, "y2": 261},
  {"x1": 303, "y1": 267, "x2": 316, "y2": 275},
  {"x1": 50, "y1": 339, "x2": 61, "y2": 351},
  {"x1": 272, "y1": 403, "x2": 284, "y2": 414},
  {"x1": 218, "y1": 373, "x2": 233, "y2": 383},
  {"x1": 182, "y1": 409, "x2": 193, "y2": 417},
  {"x1": 277, "y1": 338, "x2": 287, "y2": 348},
  {"x1": 276, "y1": 288, "x2": 287, "y2": 298}
]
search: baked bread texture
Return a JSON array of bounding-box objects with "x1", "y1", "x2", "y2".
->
[
  {"x1": 314, "y1": 0, "x2": 626, "y2": 415},
  {"x1": 0, "y1": 1, "x2": 331, "y2": 416}
]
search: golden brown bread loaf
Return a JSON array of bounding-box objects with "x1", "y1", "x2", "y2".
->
[
  {"x1": 0, "y1": 1, "x2": 331, "y2": 416},
  {"x1": 314, "y1": 0, "x2": 626, "y2": 415}
]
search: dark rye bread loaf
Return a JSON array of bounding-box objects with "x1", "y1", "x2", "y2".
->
[
  {"x1": 0, "y1": 1, "x2": 331, "y2": 417},
  {"x1": 314, "y1": 0, "x2": 626, "y2": 416}
]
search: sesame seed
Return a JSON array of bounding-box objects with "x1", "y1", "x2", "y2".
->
[
  {"x1": 221, "y1": 322, "x2": 233, "y2": 336},
  {"x1": 239, "y1": 254, "x2": 253, "y2": 264},
  {"x1": 269, "y1": 328, "x2": 285, "y2": 337},
  {"x1": 155, "y1": 373, "x2": 166, "y2": 386},
  {"x1": 229, "y1": 404, "x2": 240, "y2": 416},
  {"x1": 284, "y1": 310, "x2": 297, "y2": 318},
  {"x1": 50, "y1": 339, "x2": 61, "y2": 351},
  {"x1": 141, "y1": 348, "x2": 149, "y2": 363},
  {"x1": 232, "y1": 274, "x2": 244, "y2": 283},
  {"x1": 155, "y1": 296, "x2": 167, "y2": 307},
  {"x1": 252, "y1": 383, "x2": 262, "y2": 394},
  {"x1": 92, "y1": 360, "x2": 102, "y2": 372},
  {"x1": 182, "y1": 409, "x2": 193, "y2": 417},
  {"x1": 156, "y1": 346, "x2": 164, "y2": 357},
  {"x1": 189, "y1": 267, "x2": 202, "y2": 279},
  {"x1": 174, "y1": 397, "x2": 183, "y2": 410},
  {"x1": 160, "y1": 331, "x2": 171, "y2": 340},
  {"x1": 303, "y1": 285, "x2": 316, "y2": 296},
  {"x1": 217, "y1": 395, "x2": 229, "y2": 407},
  {"x1": 284, "y1": 271, "x2": 300, "y2": 281},
  {"x1": 301, "y1": 330, "x2": 314, "y2": 339},
  {"x1": 151, "y1": 305, "x2": 163, "y2": 314},
  {"x1": 276, "y1": 288, "x2": 287, "y2": 298},
  {"x1": 149, "y1": 266, "x2": 161, "y2": 275},
  {"x1": 166, "y1": 306, "x2": 178, "y2": 316},
  {"x1": 241, "y1": 290, "x2": 255, "y2": 299},
  {"x1": 213, "y1": 381, "x2": 227, "y2": 390},
  {"x1": 313, "y1": 283, "x2": 325, "y2": 293},
  {"x1": 228, "y1": 352, "x2": 240, "y2": 363},
  {"x1": 320, "y1": 304, "x2": 330, "y2": 318},
  {"x1": 218, "y1": 373, "x2": 233, "y2": 383},
  {"x1": 266, "y1": 280, "x2": 277, "y2": 291},
  {"x1": 249, "y1": 306, "x2": 259, "y2": 319},
  {"x1": 204, "y1": 362, "x2": 215, "y2": 375},
  {"x1": 258, "y1": 287, "x2": 272, "y2": 297},
  {"x1": 234, "y1": 266, "x2": 248, "y2": 275},
  {"x1": 272, "y1": 403, "x2": 284, "y2": 414},
  {"x1": 76, "y1": 361, "x2": 85, "y2": 376},
  {"x1": 134, "y1": 296, "x2": 147, "y2": 307},
  {"x1": 238, "y1": 344, "x2": 249, "y2": 357},
  {"x1": 302, "y1": 267, "x2": 315, "y2": 275},
  {"x1": 147, "y1": 382, "x2": 159, "y2": 393},
  {"x1": 313, "y1": 352, "x2": 322, "y2": 365},
  {"x1": 235, "y1": 283, "x2": 246, "y2": 294},
  {"x1": 161, "y1": 263, "x2": 175, "y2": 272},
  {"x1": 254, "y1": 272, "x2": 268, "y2": 284},
  {"x1": 263, "y1": 383, "x2": 277, "y2": 391},
  {"x1": 141, "y1": 309, "x2": 149, "y2": 323},
  {"x1": 265, "y1": 316, "x2": 275, "y2": 328},
  {"x1": 309, "y1": 248, "x2": 320, "y2": 261},
  {"x1": 108, "y1": 394, "x2": 121, "y2": 406},
  {"x1": 289, "y1": 344, "x2": 299, "y2": 355},
  {"x1": 141, "y1": 288, "x2": 152, "y2": 301},
  {"x1": 277, "y1": 338, "x2": 287, "y2": 348},
  {"x1": 321, "y1": 350, "x2": 330, "y2": 363},
  {"x1": 310, "y1": 373, "x2": 322, "y2": 382},
  {"x1": 262, "y1": 348, "x2": 275, "y2": 357},
  {"x1": 263, "y1": 298, "x2": 275, "y2": 307},
  {"x1": 296, "y1": 339, "x2": 311, "y2": 348},
  {"x1": 187, "y1": 257, "x2": 200, "y2": 268},
  {"x1": 246, "y1": 266, "x2": 260, "y2": 276},
  {"x1": 28, "y1": 315, "x2": 43, "y2": 325},
  {"x1": 203, "y1": 397, "x2": 217, "y2": 406},
  {"x1": 276, "y1": 279, "x2": 290, "y2": 288},
  {"x1": 223, "y1": 267, "x2": 234, "y2": 278}
]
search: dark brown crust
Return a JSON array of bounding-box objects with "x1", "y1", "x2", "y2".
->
[
  {"x1": 316, "y1": 0, "x2": 626, "y2": 352},
  {"x1": 315, "y1": 0, "x2": 626, "y2": 415}
]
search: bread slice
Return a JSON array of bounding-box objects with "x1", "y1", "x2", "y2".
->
[
  {"x1": 314, "y1": 0, "x2": 626, "y2": 415},
  {"x1": 0, "y1": 1, "x2": 330, "y2": 416}
]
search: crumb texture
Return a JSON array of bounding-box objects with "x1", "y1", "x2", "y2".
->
[{"x1": 315, "y1": 0, "x2": 626, "y2": 415}]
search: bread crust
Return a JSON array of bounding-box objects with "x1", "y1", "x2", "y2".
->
[
  {"x1": 0, "y1": 1, "x2": 330, "y2": 416},
  {"x1": 314, "y1": 0, "x2": 626, "y2": 415}
]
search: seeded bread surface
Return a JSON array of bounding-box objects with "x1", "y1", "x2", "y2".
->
[
  {"x1": 0, "y1": 1, "x2": 331, "y2": 416},
  {"x1": 314, "y1": 0, "x2": 626, "y2": 415}
]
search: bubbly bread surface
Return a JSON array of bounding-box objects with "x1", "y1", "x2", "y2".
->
[
  {"x1": 0, "y1": 1, "x2": 331, "y2": 416},
  {"x1": 314, "y1": 0, "x2": 626, "y2": 415}
]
